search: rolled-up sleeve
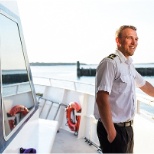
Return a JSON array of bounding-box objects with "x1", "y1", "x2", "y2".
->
[
  {"x1": 96, "y1": 59, "x2": 116, "y2": 94},
  {"x1": 135, "y1": 71, "x2": 146, "y2": 88}
]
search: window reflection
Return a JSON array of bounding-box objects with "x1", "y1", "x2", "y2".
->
[{"x1": 0, "y1": 13, "x2": 35, "y2": 138}]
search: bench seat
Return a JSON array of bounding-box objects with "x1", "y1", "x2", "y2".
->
[{"x1": 3, "y1": 109, "x2": 58, "y2": 153}]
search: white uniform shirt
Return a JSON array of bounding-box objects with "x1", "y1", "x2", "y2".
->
[{"x1": 94, "y1": 50, "x2": 146, "y2": 123}]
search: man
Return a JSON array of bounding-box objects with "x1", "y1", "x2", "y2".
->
[{"x1": 94, "y1": 25, "x2": 154, "y2": 153}]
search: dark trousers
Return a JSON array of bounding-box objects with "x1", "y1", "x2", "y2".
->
[{"x1": 97, "y1": 120, "x2": 134, "y2": 153}]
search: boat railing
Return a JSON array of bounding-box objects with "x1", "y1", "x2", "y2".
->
[
  {"x1": 136, "y1": 93, "x2": 154, "y2": 117},
  {"x1": 32, "y1": 76, "x2": 95, "y2": 94},
  {"x1": 33, "y1": 76, "x2": 154, "y2": 118},
  {"x1": 2, "y1": 82, "x2": 31, "y2": 97},
  {"x1": 37, "y1": 97, "x2": 67, "y2": 120}
]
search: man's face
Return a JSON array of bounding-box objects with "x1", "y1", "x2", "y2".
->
[{"x1": 117, "y1": 28, "x2": 138, "y2": 58}]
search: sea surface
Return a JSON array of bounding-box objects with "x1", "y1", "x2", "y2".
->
[
  {"x1": 30, "y1": 64, "x2": 154, "y2": 85},
  {"x1": 30, "y1": 64, "x2": 154, "y2": 116},
  {"x1": 30, "y1": 64, "x2": 96, "y2": 84}
]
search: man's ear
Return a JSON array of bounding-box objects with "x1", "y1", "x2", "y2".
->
[{"x1": 116, "y1": 37, "x2": 121, "y2": 47}]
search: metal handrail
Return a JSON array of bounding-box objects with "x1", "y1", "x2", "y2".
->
[
  {"x1": 33, "y1": 76, "x2": 154, "y2": 117},
  {"x1": 2, "y1": 82, "x2": 31, "y2": 97},
  {"x1": 136, "y1": 93, "x2": 154, "y2": 115},
  {"x1": 32, "y1": 76, "x2": 94, "y2": 91},
  {"x1": 38, "y1": 96, "x2": 67, "y2": 120}
]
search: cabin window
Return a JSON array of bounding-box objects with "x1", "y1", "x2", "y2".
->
[{"x1": 0, "y1": 12, "x2": 35, "y2": 139}]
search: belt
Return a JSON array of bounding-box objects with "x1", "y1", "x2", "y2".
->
[
  {"x1": 114, "y1": 120, "x2": 133, "y2": 127},
  {"x1": 98, "y1": 118, "x2": 133, "y2": 127}
]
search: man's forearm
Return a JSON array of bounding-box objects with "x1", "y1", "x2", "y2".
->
[
  {"x1": 140, "y1": 81, "x2": 154, "y2": 97},
  {"x1": 96, "y1": 91, "x2": 116, "y2": 142}
]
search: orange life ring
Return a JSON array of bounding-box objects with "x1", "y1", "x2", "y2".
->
[
  {"x1": 8, "y1": 105, "x2": 29, "y2": 130},
  {"x1": 66, "y1": 102, "x2": 81, "y2": 132}
]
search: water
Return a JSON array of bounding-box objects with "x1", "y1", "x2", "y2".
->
[
  {"x1": 30, "y1": 64, "x2": 154, "y2": 85},
  {"x1": 30, "y1": 64, "x2": 96, "y2": 84},
  {"x1": 30, "y1": 64, "x2": 154, "y2": 96},
  {"x1": 30, "y1": 64, "x2": 154, "y2": 116}
]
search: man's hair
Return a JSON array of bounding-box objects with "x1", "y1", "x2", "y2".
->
[{"x1": 115, "y1": 25, "x2": 137, "y2": 38}]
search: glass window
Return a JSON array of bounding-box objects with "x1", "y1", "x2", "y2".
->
[{"x1": 0, "y1": 13, "x2": 35, "y2": 139}]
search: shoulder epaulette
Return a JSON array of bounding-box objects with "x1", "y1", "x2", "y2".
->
[{"x1": 107, "y1": 54, "x2": 117, "y2": 60}]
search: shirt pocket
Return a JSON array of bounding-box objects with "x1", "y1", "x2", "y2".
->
[{"x1": 118, "y1": 75, "x2": 131, "y2": 93}]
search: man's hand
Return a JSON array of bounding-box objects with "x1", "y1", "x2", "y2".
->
[{"x1": 107, "y1": 128, "x2": 117, "y2": 143}]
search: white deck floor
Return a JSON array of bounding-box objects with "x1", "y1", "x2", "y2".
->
[
  {"x1": 134, "y1": 114, "x2": 154, "y2": 154},
  {"x1": 51, "y1": 129, "x2": 98, "y2": 153},
  {"x1": 51, "y1": 113, "x2": 154, "y2": 153}
]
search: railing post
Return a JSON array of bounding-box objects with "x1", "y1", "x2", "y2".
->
[
  {"x1": 73, "y1": 82, "x2": 77, "y2": 91},
  {"x1": 16, "y1": 85, "x2": 19, "y2": 94},
  {"x1": 49, "y1": 78, "x2": 52, "y2": 86},
  {"x1": 137, "y1": 99, "x2": 140, "y2": 114}
]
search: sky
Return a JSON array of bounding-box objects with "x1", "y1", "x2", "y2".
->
[{"x1": 9, "y1": 0, "x2": 154, "y2": 64}]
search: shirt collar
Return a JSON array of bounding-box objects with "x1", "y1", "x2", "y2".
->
[{"x1": 115, "y1": 49, "x2": 133, "y2": 65}]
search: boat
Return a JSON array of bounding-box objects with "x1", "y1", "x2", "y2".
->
[
  {"x1": 1, "y1": 1, "x2": 154, "y2": 153},
  {"x1": 0, "y1": 1, "x2": 58, "y2": 153}
]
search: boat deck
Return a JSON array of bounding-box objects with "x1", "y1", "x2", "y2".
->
[
  {"x1": 51, "y1": 113, "x2": 154, "y2": 153},
  {"x1": 51, "y1": 129, "x2": 98, "y2": 153},
  {"x1": 134, "y1": 114, "x2": 154, "y2": 154}
]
